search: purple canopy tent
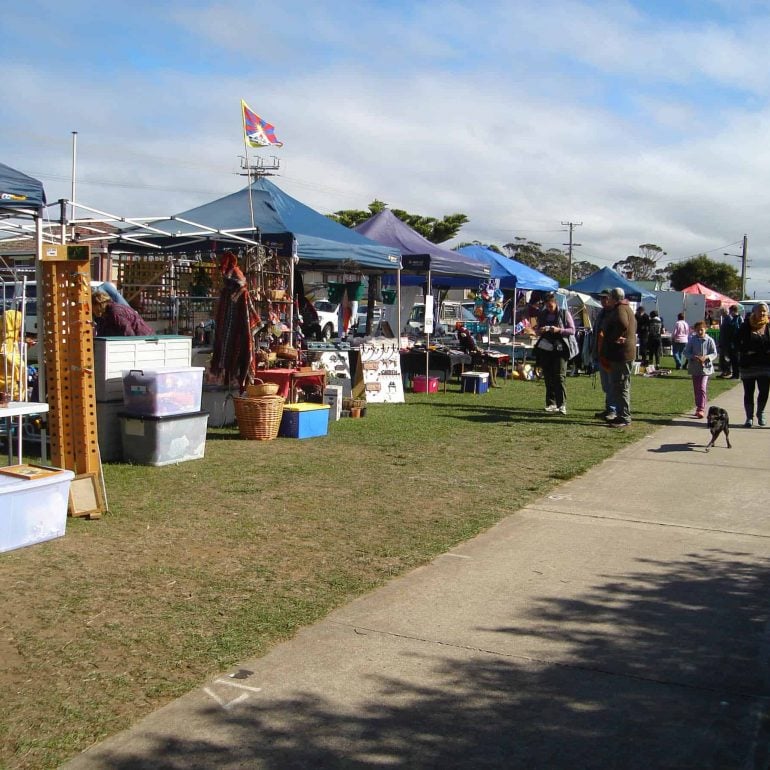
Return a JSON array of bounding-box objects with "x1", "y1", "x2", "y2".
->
[{"x1": 354, "y1": 210, "x2": 490, "y2": 384}]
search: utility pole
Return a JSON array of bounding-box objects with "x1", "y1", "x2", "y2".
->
[
  {"x1": 561, "y1": 221, "x2": 582, "y2": 284},
  {"x1": 740, "y1": 234, "x2": 748, "y2": 300}
]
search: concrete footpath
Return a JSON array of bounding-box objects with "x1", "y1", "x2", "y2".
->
[{"x1": 65, "y1": 385, "x2": 770, "y2": 770}]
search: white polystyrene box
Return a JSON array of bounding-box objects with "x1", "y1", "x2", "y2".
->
[
  {"x1": 94, "y1": 336, "x2": 192, "y2": 402},
  {"x1": 323, "y1": 385, "x2": 343, "y2": 421},
  {"x1": 0, "y1": 470, "x2": 74, "y2": 553}
]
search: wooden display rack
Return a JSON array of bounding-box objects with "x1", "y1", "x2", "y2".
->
[{"x1": 40, "y1": 251, "x2": 106, "y2": 518}]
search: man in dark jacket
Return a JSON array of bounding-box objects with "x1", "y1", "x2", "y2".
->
[
  {"x1": 719, "y1": 304, "x2": 742, "y2": 379},
  {"x1": 635, "y1": 306, "x2": 650, "y2": 366},
  {"x1": 592, "y1": 290, "x2": 617, "y2": 420},
  {"x1": 601, "y1": 287, "x2": 637, "y2": 428}
]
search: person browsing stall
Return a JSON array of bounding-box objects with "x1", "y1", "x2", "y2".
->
[
  {"x1": 600, "y1": 287, "x2": 636, "y2": 428},
  {"x1": 672, "y1": 313, "x2": 690, "y2": 370},
  {"x1": 535, "y1": 292, "x2": 576, "y2": 415},
  {"x1": 592, "y1": 290, "x2": 617, "y2": 421},
  {"x1": 91, "y1": 289, "x2": 154, "y2": 336}
]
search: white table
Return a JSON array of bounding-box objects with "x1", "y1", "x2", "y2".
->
[{"x1": 0, "y1": 402, "x2": 49, "y2": 466}]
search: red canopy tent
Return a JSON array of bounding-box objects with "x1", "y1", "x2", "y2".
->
[{"x1": 681, "y1": 282, "x2": 736, "y2": 310}]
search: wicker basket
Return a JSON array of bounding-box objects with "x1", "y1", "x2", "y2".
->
[
  {"x1": 275, "y1": 344, "x2": 298, "y2": 361},
  {"x1": 233, "y1": 395, "x2": 285, "y2": 440},
  {"x1": 246, "y1": 378, "x2": 280, "y2": 397}
]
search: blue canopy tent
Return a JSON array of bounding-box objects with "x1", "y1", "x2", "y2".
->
[
  {"x1": 456, "y1": 244, "x2": 558, "y2": 291},
  {"x1": 567, "y1": 266, "x2": 655, "y2": 303},
  {"x1": 0, "y1": 163, "x2": 46, "y2": 219},
  {"x1": 115, "y1": 178, "x2": 401, "y2": 271}
]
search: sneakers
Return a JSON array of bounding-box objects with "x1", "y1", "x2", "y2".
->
[
  {"x1": 558, "y1": 405, "x2": 567, "y2": 415},
  {"x1": 604, "y1": 411, "x2": 618, "y2": 422},
  {"x1": 694, "y1": 411, "x2": 704, "y2": 419},
  {"x1": 759, "y1": 414, "x2": 766, "y2": 427},
  {"x1": 744, "y1": 419, "x2": 753, "y2": 428},
  {"x1": 544, "y1": 404, "x2": 558, "y2": 412},
  {"x1": 608, "y1": 417, "x2": 631, "y2": 429}
]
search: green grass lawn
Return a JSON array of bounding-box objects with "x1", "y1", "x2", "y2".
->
[{"x1": 0, "y1": 360, "x2": 735, "y2": 769}]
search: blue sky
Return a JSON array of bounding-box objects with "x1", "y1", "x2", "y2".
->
[{"x1": 3, "y1": 0, "x2": 770, "y2": 294}]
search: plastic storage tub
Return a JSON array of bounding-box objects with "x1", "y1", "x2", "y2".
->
[
  {"x1": 0, "y1": 469, "x2": 73, "y2": 552},
  {"x1": 279, "y1": 403, "x2": 330, "y2": 439},
  {"x1": 95, "y1": 336, "x2": 192, "y2": 401},
  {"x1": 413, "y1": 375, "x2": 439, "y2": 393},
  {"x1": 119, "y1": 411, "x2": 209, "y2": 466},
  {"x1": 122, "y1": 366, "x2": 204, "y2": 416}
]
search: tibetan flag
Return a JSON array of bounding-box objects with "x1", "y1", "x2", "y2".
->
[{"x1": 241, "y1": 100, "x2": 283, "y2": 148}]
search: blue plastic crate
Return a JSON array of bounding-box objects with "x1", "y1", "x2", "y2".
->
[{"x1": 279, "y1": 404, "x2": 330, "y2": 439}]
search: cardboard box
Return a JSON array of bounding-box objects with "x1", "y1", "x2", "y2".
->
[
  {"x1": 122, "y1": 366, "x2": 204, "y2": 417},
  {"x1": 461, "y1": 371, "x2": 490, "y2": 394},
  {"x1": 323, "y1": 385, "x2": 343, "y2": 421},
  {"x1": 0, "y1": 469, "x2": 74, "y2": 552},
  {"x1": 413, "y1": 375, "x2": 439, "y2": 393},
  {"x1": 279, "y1": 403, "x2": 330, "y2": 439},
  {"x1": 119, "y1": 411, "x2": 208, "y2": 466}
]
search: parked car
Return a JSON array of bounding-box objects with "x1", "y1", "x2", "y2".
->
[
  {"x1": 313, "y1": 300, "x2": 339, "y2": 340},
  {"x1": 355, "y1": 304, "x2": 384, "y2": 335},
  {"x1": 406, "y1": 301, "x2": 481, "y2": 335}
]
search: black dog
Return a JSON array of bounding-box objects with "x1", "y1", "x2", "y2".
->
[{"x1": 705, "y1": 406, "x2": 731, "y2": 451}]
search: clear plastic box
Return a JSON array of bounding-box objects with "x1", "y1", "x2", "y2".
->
[
  {"x1": 119, "y1": 411, "x2": 209, "y2": 466},
  {"x1": 0, "y1": 470, "x2": 73, "y2": 552},
  {"x1": 122, "y1": 366, "x2": 204, "y2": 416}
]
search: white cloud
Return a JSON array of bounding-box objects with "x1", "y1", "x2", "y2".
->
[{"x1": 4, "y1": 0, "x2": 770, "y2": 293}]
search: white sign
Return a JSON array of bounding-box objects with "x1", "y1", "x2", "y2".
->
[
  {"x1": 357, "y1": 339, "x2": 404, "y2": 404},
  {"x1": 424, "y1": 293, "x2": 434, "y2": 334}
]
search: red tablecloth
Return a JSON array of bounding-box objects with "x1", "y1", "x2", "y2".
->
[{"x1": 256, "y1": 369, "x2": 326, "y2": 402}]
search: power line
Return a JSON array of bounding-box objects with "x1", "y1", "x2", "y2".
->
[{"x1": 561, "y1": 221, "x2": 582, "y2": 284}]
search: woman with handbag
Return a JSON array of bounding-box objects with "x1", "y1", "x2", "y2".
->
[
  {"x1": 535, "y1": 292, "x2": 577, "y2": 415},
  {"x1": 683, "y1": 320, "x2": 718, "y2": 419}
]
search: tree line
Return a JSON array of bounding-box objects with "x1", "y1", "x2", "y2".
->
[{"x1": 329, "y1": 202, "x2": 743, "y2": 298}]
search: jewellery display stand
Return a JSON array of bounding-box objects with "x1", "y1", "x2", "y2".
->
[{"x1": 40, "y1": 255, "x2": 106, "y2": 518}]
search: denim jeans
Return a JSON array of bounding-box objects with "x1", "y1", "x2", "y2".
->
[
  {"x1": 609, "y1": 360, "x2": 632, "y2": 422},
  {"x1": 672, "y1": 342, "x2": 686, "y2": 369}
]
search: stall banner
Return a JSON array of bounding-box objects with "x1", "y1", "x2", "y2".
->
[{"x1": 356, "y1": 339, "x2": 404, "y2": 404}]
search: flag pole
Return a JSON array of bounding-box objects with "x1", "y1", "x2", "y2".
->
[{"x1": 240, "y1": 100, "x2": 257, "y2": 237}]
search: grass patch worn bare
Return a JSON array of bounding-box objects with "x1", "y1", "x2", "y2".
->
[{"x1": 0, "y1": 363, "x2": 734, "y2": 769}]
